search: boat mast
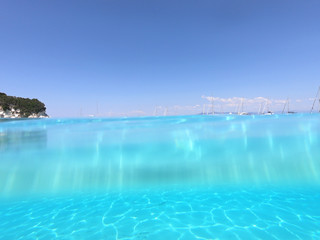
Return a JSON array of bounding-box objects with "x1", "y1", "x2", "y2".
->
[
  {"x1": 261, "y1": 100, "x2": 267, "y2": 114},
  {"x1": 241, "y1": 98, "x2": 244, "y2": 113},
  {"x1": 258, "y1": 102, "x2": 263, "y2": 115},
  {"x1": 282, "y1": 98, "x2": 289, "y2": 114},
  {"x1": 211, "y1": 94, "x2": 214, "y2": 115},
  {"x1": 237, "y1": 100, "x2": 241, "y2": 115},
  {"x1": 96, "y1": 102, "x2": 99, "y2": 117},
  {"x1": 235, "y1": 103, "x2": 238, "y2": 114},
  {"x1": 238, "y1": 98, "x2": 244, "y2": 114},
  {"x1": 310, "y1": 86, "x2": 320, "y2": 113},
  {"x1": 220, "y1": 104, "x2": 223, "y2": 114}
]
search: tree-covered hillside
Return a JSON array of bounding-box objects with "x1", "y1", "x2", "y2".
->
[{"x1": 0, "y1": 92, "x2": 47, "y2": 117}]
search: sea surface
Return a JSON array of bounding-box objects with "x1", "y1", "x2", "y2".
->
[{"x1": 0, "y1": 114, "x2": 319, "y2": 239}]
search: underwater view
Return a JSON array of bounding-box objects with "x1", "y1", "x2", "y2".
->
[{"x1": 1, "y1": 114, "x2": 320, "y2": 239}]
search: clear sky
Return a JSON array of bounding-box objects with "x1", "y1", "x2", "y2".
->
[{"x1": 1, "y1": 0, "x2": 320, "y2": 117}]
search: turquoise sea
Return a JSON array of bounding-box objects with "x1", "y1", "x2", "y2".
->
[{"x1": 0, "y1": 114, "x2": 320, "y2": 239}]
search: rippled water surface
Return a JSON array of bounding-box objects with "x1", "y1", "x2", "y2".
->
[{"x1": 0, "y1": 115, "x2": 320, "y2": 239}]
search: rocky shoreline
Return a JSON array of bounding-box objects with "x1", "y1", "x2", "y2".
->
[
  {"x1": 0, "y1": 107, "x2": 49, "y2": 118},
  {"x1": 0, "y1": 92, "x2": 49, "y2": 119},
  {"x1": 0, "y1": 106, "x2": 49, "y2": 118}
]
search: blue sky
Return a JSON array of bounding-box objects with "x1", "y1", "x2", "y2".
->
[{"x1": 1, "y1": 0, "x2": 320, "y2": 116}]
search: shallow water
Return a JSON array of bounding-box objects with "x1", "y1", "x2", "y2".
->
[
  {"x1": 0, "y1": 114, "x2": 320, "y2": 239},
  {"x1": 1, "y1": 187, "x2": 320, "y2": 240}
]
